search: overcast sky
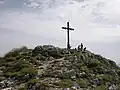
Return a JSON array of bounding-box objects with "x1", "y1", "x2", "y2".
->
[{"x1": 0, "y1": 0, "x2": 120, "y2": 63}]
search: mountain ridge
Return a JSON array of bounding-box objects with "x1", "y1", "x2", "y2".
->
[{"x1": 0, "y1": 45, "x2": 120, "y2": 90}]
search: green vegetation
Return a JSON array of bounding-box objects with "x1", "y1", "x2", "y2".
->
[
  {"x1": 54, "y1": 79, "x2": 73, "y2": 88},
  {"x1": 27, "y1": 79, "x2": 40, "y2": 84},
  {"x1": 4, "y1": 46, "x2": 28, "y2": 58},
  {"x1": 0, "y1": 45, "x2": 120, "y2": 90},
  {"x1": 18, "y1": 87, "x2": 26, "y2": 90},
  {"x1": 77, "y1": 79, "x2": 87, "y2": 88},
  {"x1": 95, "y1": 85, "x2": 106, "y2": 90},
  {"x1": 19, "y1": 67, "x2": 37, "y2": 76},
  {"x1": 5, "y1": 67, "x2": 37, "y2": 77}
]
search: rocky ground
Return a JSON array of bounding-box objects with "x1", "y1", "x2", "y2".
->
[{"x1": 0, "y1": 45, "x2": 120, "y2": 90}]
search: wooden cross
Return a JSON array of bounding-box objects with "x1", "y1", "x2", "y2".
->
[{"x1": 62, "y1": 22, "x2": 74, "y2": 49}]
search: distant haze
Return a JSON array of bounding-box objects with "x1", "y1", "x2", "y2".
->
[{"x1": 0, "y1": 0, "x2": 120, "y2": 63}]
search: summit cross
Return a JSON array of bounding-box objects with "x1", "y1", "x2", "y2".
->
[{"x1": 62, "y1": 22, "x2": 74, "y2": 49}]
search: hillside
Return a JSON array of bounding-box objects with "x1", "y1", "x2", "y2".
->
[{"x1": 0, "y1": 45, "x2": 120, "y2": 90}]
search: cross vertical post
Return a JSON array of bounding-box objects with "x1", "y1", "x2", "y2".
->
[
  {"x1": 67, "y1": 22, "x2": 70, "y2": 49},
  {"x1": 62, "y1": 22, "x2": 74, "y2": 49}
]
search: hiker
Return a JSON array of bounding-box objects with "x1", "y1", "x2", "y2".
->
[
  {"x1": 83, "y1": 47, "x2": 86, "y2": 51},
  {"x1": 80, "y1": 43, "x2": 83, "y2": 51}
]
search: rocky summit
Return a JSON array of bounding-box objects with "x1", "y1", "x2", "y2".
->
[{"x1": 0, "y1": 45, "x2": 120, "y2": 90}]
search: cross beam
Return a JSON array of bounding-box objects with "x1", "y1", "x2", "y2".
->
[{"x1": 62, "y1": 22, "x2": 74, "y2": 49}]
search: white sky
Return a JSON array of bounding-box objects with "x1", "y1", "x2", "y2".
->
[{"x1": 0, "y1": 0, "x2": 120, "y2": 63}]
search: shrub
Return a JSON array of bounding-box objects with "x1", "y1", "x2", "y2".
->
[
  {"x1": 5, "y1": 67, "x2": 37, "y2": 77},
  {"x1": 117, "y1": 70, "x2": 120, "y2": 76},
  {"x1": 20, "y1": 64, "x2": 31, "y2": 68},
  {"x1": 95, "y1": 85, "x2": 106, "y2": 90},
  {"x1": 95, "y1": 66, "x2": 105, "y2": 74},
  {"x1": 81, "y1": 66, "x2": 89, "y2": 73},
  {"x1": 109, "y1": 60, "x2": 117, "y2": 67},
  {"x1": 19, "y1": 67, "x2": 37, "y2": 76},
  {"x1": 95, "y1": 54, "x2": 103, "y2": 60},
  {"x1": 27, "y1": 79, "x2": 40, "y2": 84},
  {"x1": 77, "y1": 79, "x2": 87, "y2": 88},
  {"x1": 59, "y1": 72, "x2": 73, "y2": 79},
  {"x1": 5, "y1": 72, "x2": 18, "y2": 77},
  {"x1": 117, "y1": 84, "x2": 120, "y2": 90},
  {"x1": 4, "y1": 46, "x2": 28, "y2": 58},
  {"x1": 14, "y1": 60, "x2": 30, "y2": 71},
  {"x1": 18, "y1": 87, "x2": 26, "y2": 90},
  {"x1": 54, "y1": 79, "x2": 73, "y2": 88},
  {"x1": 87, "y1": 60, "x2": 100, "y2": 68},
  {"x1": 102, "y1": 75, "x2": 112, "y2": 82}
]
